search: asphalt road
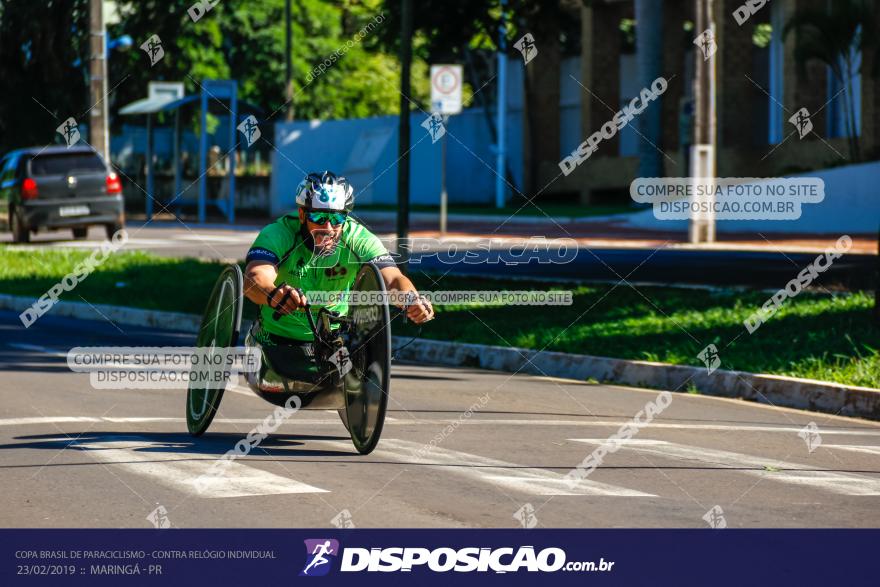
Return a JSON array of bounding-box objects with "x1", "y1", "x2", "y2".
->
[
  {"x1": 2, "y1": 310, "x2": 880, "y2": 528},
  {"x1": 2, "y1": 223, "x2": 875, "y2": 289}
]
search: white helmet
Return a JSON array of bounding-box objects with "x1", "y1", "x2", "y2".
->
[{"x1": 295, "y1": 171, "x2": 354, "y2": 212}]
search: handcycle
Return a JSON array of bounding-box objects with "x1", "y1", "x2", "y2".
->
[{"x1": 184, "y1": 262, "x2": 392, "y2": 455}]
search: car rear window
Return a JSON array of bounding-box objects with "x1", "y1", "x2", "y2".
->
[{"x1": 29, "y1": 153, "x2": 105, "y2": 176}]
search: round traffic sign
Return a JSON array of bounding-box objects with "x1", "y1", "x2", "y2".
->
[{"x1": 432, "y1": 66, "x2": 460, "y2": 95}]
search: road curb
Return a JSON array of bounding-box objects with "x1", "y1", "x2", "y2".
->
[
  {"x1": 0, "y1": 294, "x2": 202, "y2": 334},
  {"x1": 2, "y1": 294, "x2": 878, "y2": 421},
  {"x1": 391, "y1": 338, "x2": 880, "y2": 421}
]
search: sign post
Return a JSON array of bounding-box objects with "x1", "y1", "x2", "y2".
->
[{"x1": 430, "y1": 64, "x2": 463, "y2": 234}]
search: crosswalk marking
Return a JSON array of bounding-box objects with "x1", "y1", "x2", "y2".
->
[
  {"x1": 319, "y1": 438, "x2": 655, "y2": 497},
  {"x1": 71, "y1": 435, "x2": 328, "y2": 498},
  {"x1": 569, "y1": 438, "x2": 880, "y2": 496}
]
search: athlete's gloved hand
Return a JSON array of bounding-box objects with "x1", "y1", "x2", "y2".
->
[
  {"x1": 405, "y1": 293, "x2": 434, "y2": 324},
  {"x1": 268, "y1": 283, "x2": 308, "y2": 319}
]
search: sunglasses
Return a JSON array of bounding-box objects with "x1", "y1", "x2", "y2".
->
[{"x1": 306, "y1": 211, "x2": 347, "y2": 226}]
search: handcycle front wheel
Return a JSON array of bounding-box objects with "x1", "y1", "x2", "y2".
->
[
  {"x1": 340, "y1": 262, "x2": 392, "y2": 455},
  {"x1": 186, "y1": 264, "x2": 244, "y2": 436}
]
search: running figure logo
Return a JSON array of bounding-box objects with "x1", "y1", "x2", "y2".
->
[
  {"x1": 421, "y1": 112, "x2": 446, "y2": 143},
  {"x1": 697, "y1": 344, "x2": 721, "y2": 374},
  {"x1": 140, "y1": 34, "x2": 165, "y2": 67},
  {"x1": 328, "y1": 346, "x2": 353, "y2": 377},
  {"x1": 145, "y1": 504, "x2": 171, "y2": 529},
  {"x1": 798, "y1": 422, "x2": 822, "y2": 453},
  {"x1": 513, "y1": 503, "x2": 538, "y2": 528},
  {"x1": 300, "y1": 539, "x2": 340, "y2": 576},
  {"x1": 237, "y1": 115, "x2": 261, "y2": 147},
  {"x1": 514, "y1": 33, "x2": 538, "y2": 65},
  {"x1": 788, "y1": 107, "x2": 813, "y2": 139},
  {"x1": 693, "y1": 29, "x2": 717, "y2": 61},
  {"x1": 702, "y1": 505, "x2": 727, "y2": 529},
  {"x1": 56, "y1": 117, "x2": 81, "y2": 148}
]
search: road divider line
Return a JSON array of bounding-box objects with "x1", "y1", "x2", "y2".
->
[{"x1": 570, "y1": 438, "x2": 880, "y2": 496}]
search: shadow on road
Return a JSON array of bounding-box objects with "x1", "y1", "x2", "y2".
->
[{"x1": 0, "y1": 431, "x2": 354, "y2": 462}]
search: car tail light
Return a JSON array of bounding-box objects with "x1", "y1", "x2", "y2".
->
[
  {"x1": 21, "y1": 177, "x2": 38, "y2": 199},
  {"x1": 106, "y1": 172, "x2": 122, "y2": 194}
]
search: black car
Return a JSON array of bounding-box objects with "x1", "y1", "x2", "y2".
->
[{"x1": 0, "y1": 146, "x2": 125, "y2": 243}]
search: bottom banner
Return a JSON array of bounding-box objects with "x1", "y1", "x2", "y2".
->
[{"x1": 4, "y1": 529, "x2": 875, "y2": 585}]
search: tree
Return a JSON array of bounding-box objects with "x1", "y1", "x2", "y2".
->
[
  {"x1": 378, "y1": 0, "x2": 578, "y2": 199},
  {"x1": 784, "y1": 0, "x2": 878, "y2": 162},
  {"x1": 0, "y1": 0, "x2": 91, "y2": 153},
  {"x1": 108, "y1": 0, "x2": 419, "y2": 123}
]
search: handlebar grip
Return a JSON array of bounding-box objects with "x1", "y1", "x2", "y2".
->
[{"x1": 271, "y1": 291, "x2": 292, "y2": 321}]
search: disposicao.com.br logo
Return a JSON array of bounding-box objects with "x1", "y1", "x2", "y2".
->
[
  {"x1": 300, "y1": 539, "x2": 340, "y2": 577},
  {"x1": 301, "y1": 543, "x2": 614, "y2": 575}
]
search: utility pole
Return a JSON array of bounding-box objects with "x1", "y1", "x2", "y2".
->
[
  {"x1": 285, "y1": 0, "x2": 294, "y2": 121},
  {"x1": 875, "y1": 231, "x2": 880, "y2": 326},
  {"x1": 689, "y1": 0, "x2": 717, "y2": 244},
  {"x1": 89, "y1": 0, "x2": 109, "y2": 162},
  {"x1": 397, "y1": 0, "x2": 413, "y2": 272},
  {"x1": 495, "y1": 0, "x2": 508, "y2": 208}
]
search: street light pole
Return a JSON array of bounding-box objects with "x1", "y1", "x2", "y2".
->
[
  {"x1": 397, "y1": 0, "x2": 413, "y2": 272},
  {"x1": 89, "y1": 0, "x2": 109, "y2": 162},
  {"x1": 495, "y1": 0, "x2": 508, "y2": 209},
  {"x1": 285, "y1": 0, "x2": 294, "y2": 122},
  {"x1": 689, "y1": 0, "x2": 717, "y2": 244}
]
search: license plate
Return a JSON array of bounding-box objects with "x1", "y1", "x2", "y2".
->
[{"x1": 58, "y1": 205, "x2": 89, "y2": 217}]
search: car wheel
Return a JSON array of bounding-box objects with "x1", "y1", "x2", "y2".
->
[
  {"x1": 72, "y1": 227, "x2": 88, "y2": 239},
  {"x1": 104, "y1": 221, "x2": 124, "y2": 240},
  {"x1": 11, "y1": 209, "x2": 30, "y2": 244}
]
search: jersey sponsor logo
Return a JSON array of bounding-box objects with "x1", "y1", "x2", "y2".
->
[
  {"x1": 246, "y1": 247, "x2": 280, "y2": 264},
  {"x1": 324, "y1": 264, "x2": 348, "y2": 279},
  {"x1": 369, "y1": 254, "x2": 396, "y2": 268}
]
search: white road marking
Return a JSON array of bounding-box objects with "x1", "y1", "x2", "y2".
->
[
  {"x1": 2, "y1": 415, "x2": 880, "y2": 437},
  {"x1": 70, "y1": 435, "x2": 328, "y2": 498},
  {"x1": 460, "y1": 420, "x2": 880, "y2": 436},
  {"x1": 0, "y1": 416, "x2": 107, "y2": 426},
  {"x1": 319, "y1": 438, "x2": 654, "y2": 497},
  {"x1": 0, "y1": 416, "x2": 324, "y2": 427},
  {"x1": 824, "y1": 445, "x2": 880, "y2": 456},
  {"x1": 570, "y1": 438, "x2": 880, "y2": 496}
]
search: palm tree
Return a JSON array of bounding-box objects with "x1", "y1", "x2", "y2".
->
[{"x1": 784, "y1": 0, "x2": 877, "y2": 162}]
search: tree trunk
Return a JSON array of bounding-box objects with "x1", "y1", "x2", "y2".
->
[
  {"x1": 522, "y1": 1, "x2": 561, "y2": 197},
  {"x1": 634, "y1": 0, "x2": 665, "y2": 178},
  {"x1": 845, "y1": 71, "x2": 861, "y2": 161}
]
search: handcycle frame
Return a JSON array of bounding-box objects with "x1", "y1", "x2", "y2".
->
[{"x1": 186, "y1": 262, "x2": 392, "y2": 455}]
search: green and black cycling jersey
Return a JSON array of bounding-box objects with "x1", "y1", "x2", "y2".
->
[{"x1": 246, "y1": 214, "x2": 394, "y2": 341}]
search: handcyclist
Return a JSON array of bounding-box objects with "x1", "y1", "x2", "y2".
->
[{"x1": 242, "y1": 170, "x2": 434, "y2": 385}]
